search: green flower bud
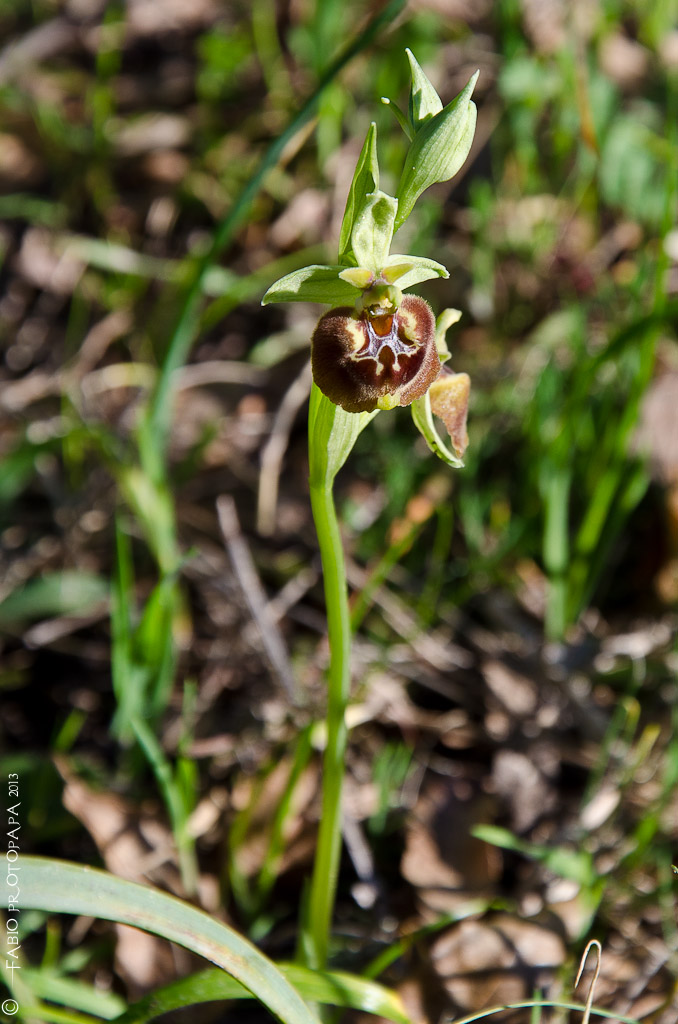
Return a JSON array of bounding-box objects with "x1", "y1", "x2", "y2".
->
[
  {"x1": 311, "y1": 295, "x2": 440, "y2": 414},
  {"x1": 395, "y1": 71, "x2": 479, "y2": 230}
]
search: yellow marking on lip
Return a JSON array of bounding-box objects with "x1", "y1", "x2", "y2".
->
[
  {"x1": 346, "y1": 320, "x2": 365, "y2": 353},
  {"x1": 399, "y1": 309, "x2": 420, "y2": 344}
]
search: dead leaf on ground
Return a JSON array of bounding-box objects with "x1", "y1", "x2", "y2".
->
[
  {"x1": 430, "y1": 914, "x2": 566, "y2": 1011},
  {"x1": 401, "y1": 778, "x2": 501, "y2": 917}
]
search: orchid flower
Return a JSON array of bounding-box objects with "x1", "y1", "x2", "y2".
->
[{"x1": 262, "y1": 52, "x2": 477, "y2": 469}]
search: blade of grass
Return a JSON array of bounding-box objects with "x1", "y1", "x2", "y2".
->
[
  {"x1": 21, "y1": 969, "x2": 126, "y2": 1020},
  {"x1": 130, "y1": 716, "x2": 198, "y2": 898},
  {"x1": 450, "y1": 1000, "x2": 640, "y2": 1024},
  {"x1": 1, "y1": 857, "x2": 321, "y2": 1024},
  {"x1": 254, "y1": 726, "x2": 314, "y2": 911},
  {"x1": 542, "y1": 463, "x2": 571, "y2": 640},
  {"x1": 110, "y1": 964, "x2": 410, "y2": 1024}
]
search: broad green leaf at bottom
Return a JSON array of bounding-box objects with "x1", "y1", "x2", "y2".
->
[{"x1": 2, "y1": 857, "x2": 320, "y2": 1024}]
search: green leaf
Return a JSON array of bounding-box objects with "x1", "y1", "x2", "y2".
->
[
  {"x1": 472, "y1": 825, "x2": 598, "y2": 887},
  {"x1": 262, "y1": 265, "x2": 360, "y2": 306},
  {"x1": 283, "y1": 966, "x2": 409, "y2": 1023},
  {"x1": 117, "y1": 466, "x2": 178, "y2": 575},
  {"x1": 0, "y1": 437, "x2": 59, "y2": 507},
  {"x1": 113, "y1": 965, "x2": 410, "y2": 1024},
  {"x1": 0, "y1": 571, "x2": 108, "y2": 627},
  {"x1": 410, "y1": 390, "x2": 464, "y2": 469},
  {"x1": 338, "y1": 122, "x2": 380, "y2": 264},
  {"x1": 2, "y1": 857, "x2": 321, "y2": 1024},
  {"x1": 383, "y1": 254, "x2": 449, "y2": 289},
  {"x1": 21, "y1": 969, "x2": 126, "y2": 1020},
  {"x1": 350, "y1": 191, "x2": 398, "y2": 274},
  {"x1": 396, "y1": 71, "x2": 478, "y2": 230},
  {"x1": 406, "y1": 49, "x2": 443, "y2": 131},
  {"x1": 308, "y1": 384, "x2": 378, "y2": 489}
]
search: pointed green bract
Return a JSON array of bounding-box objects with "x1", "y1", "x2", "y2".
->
[
  {"x1": 406, "y1": 49, "x2": 443, "y2": 131},
  {"x1": 308, "y1": 384, "x2": 379, "y2": 489},
  {"x1": 411, "y1": 390, "x2": 464, "y2": 469},
  {"x1": 338, "y1": 122, "x2": 380, "y2": 265},
  {"x1": 350, "y1": 190, "x2": 398, "y2": 274},
  {"x1": 262, "y1": 265, "x2": 361, "y2": 306},
  {"x1": 396, "y1": 71, "x2": 479, "y2": 230}
]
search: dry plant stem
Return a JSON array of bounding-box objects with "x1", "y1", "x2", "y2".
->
[
  {"x1": 217, "y1": 494, "x2": 296, "y2": 699},
  {"x1": 305, "y1": 476, "x2": 352, "y2": 970}
]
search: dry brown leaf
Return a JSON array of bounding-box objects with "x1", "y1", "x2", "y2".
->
[
  {"x1": 431, "y1": 914, "x2": 565, "y2": 1010},
  {"x1": 401, "y1": 779, "x2": 501, "y2": 916},
  {"x1": 483, "y1": 659, "x2": 538, "y2": 716}
]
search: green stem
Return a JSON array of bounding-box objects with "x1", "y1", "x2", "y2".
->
[{"x1": 304, "y1": 476, "x2": 352, "y2": 969}]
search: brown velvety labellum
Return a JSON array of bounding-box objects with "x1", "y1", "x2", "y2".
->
[{"x1": 312, "y1": 295, "x2": 441, "y2": 413}]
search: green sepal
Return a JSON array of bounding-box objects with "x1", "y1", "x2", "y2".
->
[
  {"x1": 410, "y1": 390, "x2": 464, "y2": 469},
  {"x1": 383, "y1": 253, "x2": 449, "y2": 289},
  {"x1": 262, "y1": 265, "x2": 360, "y2": 306},
  {"x1": 338, "y1": 122, "x2": 379, "y2": 265},
  {"x1": 350, "y1": 190, "x2": 398, "y2": 274},
  {"x1": 406, "y1": 49, "x2": 443, "y2": 131},
  {"x1": 396, "y1": 71, "x2": 478, "y2": 230},
  {"x1": 435, "y1": 307, "x2": 462, "y2": 361},
  {"x1": 309, "y1": 384, "x2": 379, "y2": 489}
]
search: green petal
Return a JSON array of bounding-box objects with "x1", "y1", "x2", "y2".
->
[
  {"x1": 435, "y1": 307, "x2": 462, "y2": 360},
  {"x1": 383, "y1": 254, "x2": 449, "y2": 289},
  {"x1": 262, "y1": 265, "x2": 360, "y2": 306},
  {"x1": 339, "y1": 266, "x2": 374, "y2": 290}
]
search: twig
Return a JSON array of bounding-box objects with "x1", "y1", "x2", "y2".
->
[
  {"x1": 216, "y1": 494, "x2": 296, "y2": 699},
  {"x1": 257, "y1": 361, "x2": 313, "y2": 536},
  {"x1": 342, "y1": 809, "x2": 379, "y2": 909}
]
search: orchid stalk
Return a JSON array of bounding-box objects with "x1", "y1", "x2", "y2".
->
[{"x1": 262, "y1": 50, "x2": 478, "y2": 970}]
